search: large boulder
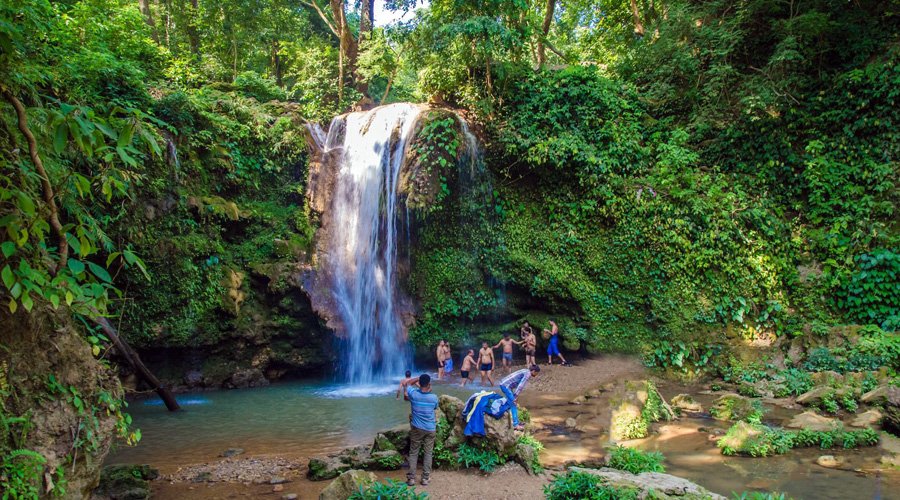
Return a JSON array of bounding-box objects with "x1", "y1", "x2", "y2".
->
[
  {"x1": 94, "y1": 465, "x2": 159, "y2": 500},
  {"x1": 439, "y1": 394, "x2": 464, "y2": 423},
  {"x1": 717, "y1": 421, "x2": 767, "y2": 455},
  {"x1": 851, "y1": 410, "x2": 883, "y2": 428},
  {"x1": 480, "y1": 411, "x2": 519, "y2": 455},
  {"x1": 709, "y1": 394, "x2": 761, "y2": 422},
  {"x1": 514, "y1": 443, "x2": 540, "y2": 475},
  {"x1": 319, "y1": 470, "x2": 377, "y2": 500},
  {"x1": 787, "y1": 411, "x2": 839, "y2": 432},
  {"x1": 859, "y1": 384, "x2": 898, "y2": 405},
  {"x1": 567, "y1": 467, "x2": 727, "y2": 500},
  {"x1": 609, "y1": 380, "x2": 674, "y2": 441},
  {"x1": 307, "y1": 456, "x2": 351, "y2": 481},
  {"x1": 796, "y1": 386, "x2": 833, "y2": 406},
  {"x1": 671, "y1": 394, "x2": 703, "y2": 413},
  {"x1": 224, "y1": 367, "x2": 269, "y2": 389},
  {"x1": 380, "y1": 424, "x2": 411, "y2": 453}
]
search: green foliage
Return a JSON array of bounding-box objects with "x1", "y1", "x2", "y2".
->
[
  {"x1": 644, "y1": 341, "x2": 723, "y2": 374},
  {"x1": 374, "y1": 452, "x2": 403, "y2": 470},
  {"x1": 718, "y1": 423, "x2": 879, "y2": 457},
  {"x1": 432, "y1": 417, "x2": 457, "y2": 468},
  {"x1": 0, "y1": 448, "x2": 45, "y2": 500},
  {"x1": 641, "y1": 381, "x2": 673, "y2": 424},
  {"x1": 233, "y1": 72, "x2": 287, "y2": 102},
  {"x1": 605, "y1": 446, "x2": 665, "y2": 474},
  {"x1": 732, "y1": 493, "x2": 791, "y2": 500},
  {"x1": 456, "y1": 441, "x2": 503, "y2": 472},
  {"x1": 45, "y1": 374, "x2": 140, "y2": 450},
  {"x1": 516, "y1": 433, "x2": 544, "y2": 473},
  {"x1": 349, "y1": 479, "x2": 428, "y2": 500},
  {"x1": 710, "y1": 397, "x2": 765, "y2": 424},
  {"x1": 544, "y1": 471, "x2": 640, "y2": 500},
  {"x1": 836, "y1": 249, "x2": 900, "y2": 330}
]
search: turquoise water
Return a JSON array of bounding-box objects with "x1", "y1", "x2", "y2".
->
[{"x1": 107, "y1": 379, "x2": 476, "y2": 467}]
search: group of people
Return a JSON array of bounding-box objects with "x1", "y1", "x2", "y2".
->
[
  {"x1": 397, "y1": 364, "x2": 541, "y2": 487},
  {"x1": 394, "y1": 319, "x2": 568, "y2": 487},
  {"x1": 437, "y1": 320, "x2": 569, "y2": 387}
]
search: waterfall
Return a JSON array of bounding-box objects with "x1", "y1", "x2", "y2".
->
[{"x1": 317, "y1": 103, "x2": 423, "y2": 385}]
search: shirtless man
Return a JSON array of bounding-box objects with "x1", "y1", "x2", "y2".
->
[
  {"x1": 436, "y1": 341, "x2": 446, "y2": 379},
  {"x1": 397, "y1": 370, "x2": 413, "y2": 400},
  {"x1": 523, "y1": 328, "x2": 537, "y2": 368},
  {"x1": 441, "y1": 340, "x2": 454, "y2": 377},
  {"x1": 520, "y1": 321, "x2": 533, "y2": 340},
  {"x1": 460, "y1": 349, "x2": 477, "y2": 387},
  {"x1": 478, "y1": 341, "x2": 495, "y2": 386},
  {"x1": 493, "y1": 333, "x2": 523, "y2": 375}
]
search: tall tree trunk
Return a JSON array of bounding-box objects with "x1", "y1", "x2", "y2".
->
[
  {"x1": 360, "y1": 0, "x2": 374, "y2": 38},
  {"x1": 329, "y1": 0, "x2": 364, "y2": 95},
  {"x1": 271, "y1": 41, "x2": 283, "y2": 87},
  {"x1": 630, "y1": 0, "x2": 645, "y2": 36},
  {"x1": 186, "y1": 0, "x2": 201, "y2": 59},
  {"x1": 536, "y1": 0, "x2": 556, "y2": 69},
  {"x1": 138, "y1": 0, "x2": 160, "y2": 43}
]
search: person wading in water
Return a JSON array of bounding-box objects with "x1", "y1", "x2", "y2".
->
[{"x1": 478, "y1": 341, "x2": 495, "y2": 386}]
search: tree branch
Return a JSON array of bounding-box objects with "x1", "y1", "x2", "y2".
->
[
  {"x1": 300, "y1": 0, "x2": 338, "y2": 37},
  {"x1": 1, "y1": 86, "x2": 68, "y2": 273}
]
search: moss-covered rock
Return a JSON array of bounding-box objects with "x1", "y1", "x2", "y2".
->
[
  {"x1": 567, "y1": 467, "x2": 727, "y2": 499},
  {"x1": 609, "y1": 380, "x2": 674, "y2": 441},
  {"x1": 709, "y1": 394, "x2": 763, "y2": 422},
  {"x1": 716, "y1": 421, "x2": 769, "y2": 456},
  {"x1": 95, "y1": 464, "x2": 159, "y2": 500},
  {"x1": 319, "y1": 469, "x2": 377, "y2": 500}
]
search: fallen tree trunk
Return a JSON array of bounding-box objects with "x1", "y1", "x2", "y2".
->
[{"x1": 93, "y1": 316, "x2": 181, "y2": 411}]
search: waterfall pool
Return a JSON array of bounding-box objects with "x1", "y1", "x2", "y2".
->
[{"x1": 107, "y1": 378, "x2": 474, "y2": 468}]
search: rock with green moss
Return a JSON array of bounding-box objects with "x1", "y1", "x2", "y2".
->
[
  {"x1": 787, "y1": 411, "x2": 839, "y2": 432},
  {"x1": 371, "y1": 433, "x2": 396, "y2": 452},
  {"x1": 716, "y1": 421, "x2": 770, "y2": 456},
  {"x1": 567, "y1": 467, "x2": 726, "y2": 499},
  {"x1": 709, "y1": 394, "x2": 763, "y2": 422},
  {"x1": 307, "y1": 456, "x2": 351, "y2": 481},
  {"x1": 319, "y1": 469, "x2": 377, "y2": 500},
  {"x1": 95, "y1": 464, "x2": 159, "y2": 500},
  {"x1": 609, "y1": 380, "x2": 674, "y2": 441}
]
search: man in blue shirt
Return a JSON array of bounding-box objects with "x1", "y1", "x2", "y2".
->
[{"x1": 403, "y1": 373, "x2": 439, "y2": 486}]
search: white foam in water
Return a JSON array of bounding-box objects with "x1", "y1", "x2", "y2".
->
[{"x1": 315, "y1": 384, "x2": 397, "y2": 399}]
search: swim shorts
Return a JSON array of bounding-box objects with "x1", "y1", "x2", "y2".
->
[
  {"x1": 547, "y1": 342, "x2": 560, "y2": 356},
  {"x1": 444, "y1": 358, "x2": 454, "y2": 372},
  {"x1": 480, "y1": 363, "x2": 493, "y2": 371},
  {"x1": 502, "y1": 352, "x2": 513, "y2": 362},
  {"x1": 460, "y1": 370, "x2": 469, "y2": 379},
  {"x1": 525, "y1": 348, "x2": 535, "y2": 355}
]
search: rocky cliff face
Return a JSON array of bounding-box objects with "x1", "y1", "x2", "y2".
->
[{"x1": 0, "y1": 307, "x2": 124, "y2": 498}]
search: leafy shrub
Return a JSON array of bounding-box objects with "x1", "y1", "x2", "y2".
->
[
  {"x1": 772, "y1": 369, "x2": 813, "y2": 397},
  {"x1": 544, "y1": 470, "x2": 640, "y2": 500},
  {"x1": 606, "y1": 446, "x2": 665, "y2": 474},
  {"x1": 349, "y1": 479, "x2": 428, "y2": 500},
  {"x1": 233, "y1": 71, "x2": 287, "y2": 102},
  {"x1": 431, "y1": 417, "x2": 456, "y2": 468},
  {"x1": 456, "y1": 442, "x2": 503, "y2": 472},
  {"x1": 0, "y1": 448, "x2": 46, "y2": 499},
  {"x1": 710, "y1": 396, "x2": 765, "y2": 424},
  {"x1": 516, "y1": 434, "x2": 545, "y2": 473},
  {"x1": 643, "y1": 341, "x2": 724, "y2": 374},
  {"x1": 719, "y1": 423, "x2": 879, "y2": 457},
  {"x1": 375, "y1": 452, "x2": 403, "y2": 469},
  {"x1": 836, "y1": 249, "x2": 900, "y2": 330}
]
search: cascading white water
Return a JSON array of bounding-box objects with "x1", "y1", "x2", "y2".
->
[{"x1": 318, "y1": 103, "x2": 423, "y2": 385}]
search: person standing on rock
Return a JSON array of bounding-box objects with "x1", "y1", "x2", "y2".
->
[
  {"x1": 403, "y1": 373, "x2": 439, "y2": 487},
  {"x1": 546, "y1": 320, "x2": 569, "y2": 366},
  {"x1": 460, "y1": 349, "x2": 477, "y2": 387},
  {"x1": 499, "y1": 364, "x2": 541, "y2": 431},
  {"x1": 478, "y1": 341, "x2": 495, "y2": 386}
]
